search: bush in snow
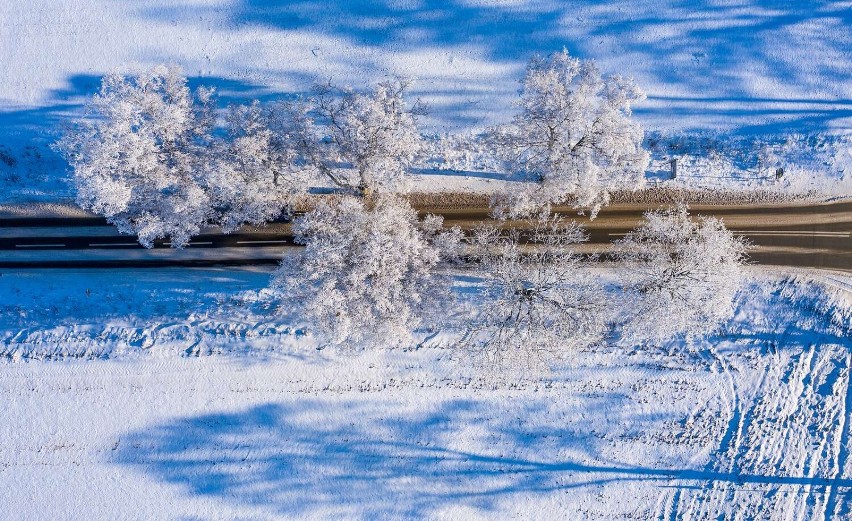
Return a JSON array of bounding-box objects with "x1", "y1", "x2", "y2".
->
[
  {"x1": 209, "y1": 101, "x2": 308, "y2": 233},
  {"x1": 272, "y1": 194, "x2": 462, "y2": 347},
  {"x1": 57, "y1": 65, "x2": 216, "y2": 248},
  {"x1": 308, "y1": 79, "x2": 426, "y2": 195},
  {"x1": 463, "y1": 212, "x2": 608, "y2": 371},
  {"x1": 616, "y1": 204, "x2": 749, "y2": 343},
  {"x1": 491, "y1": 49, "x2": 649, "y2": 217}
]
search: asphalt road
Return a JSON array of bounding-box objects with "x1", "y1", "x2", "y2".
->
[{"x1": 0, "y1": 200, "x2": 849, "y2": 270}]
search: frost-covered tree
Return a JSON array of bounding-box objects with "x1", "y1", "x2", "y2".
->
[
  {"x1": 209, "y1": 101, "x2": 307, "y2": 233},
  {"x1": 463, "y1": 212, "x2": 608, "y2": 371},
  {"x1": 616, "y1": 204, "x2": 749, "y2": 342},
  {"x1": 56, "y1": 65, "x2": 216, "y2": 248},
  {"x1": 491, "y1": 50, "x2": 649, "y2": 217},
  {"x1": 310, "y1": 79, "x2": 425, "y2": 195},
  {"x1": 273, "y1": 194, "x2": 461, "y2": 347}
]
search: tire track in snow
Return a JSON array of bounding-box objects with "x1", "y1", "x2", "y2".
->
[
  {"x1": 823, "y1": 352, "x2": 852, "y2": 520},
  {"x1": 686, "y1": 349, "x2": 776, "y2": 520},
  {"x1": 653, "y1": 346, "x2": 744, "y2": 520},
  {"x1": 747, "y1": 344, "x2": 823, "y2": 520},
  {"x1": 660, "y1": 337, "x2": 852, "y2": 520},
  {"x1": 727, "y1": 344, "x2": 835, "y2": 519}
]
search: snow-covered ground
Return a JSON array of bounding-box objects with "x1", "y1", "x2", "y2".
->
[
  {"x1": 2, "y1": 1, "x2": 851, "y2": 202},
  {"x1": 4, "y1": 1, "x2": 852, "y2": 133},
  {"x1": 1, "y1": 2, "x2": 851, "y2": 516},
  {"x1": 1, "y1": 266, "x2": 851, "y2": 519}
]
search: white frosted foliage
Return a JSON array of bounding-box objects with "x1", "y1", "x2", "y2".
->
[
  {"x1": 492, "y1": 50, "x2": 649, "y2": 217},
  {"x1": 57, "y1": 65, "x2": 215, "y2": 248},
  {"x1": 617, "y1": 204, "x2": 750, "y2": 342},
  {"x1": 311, "y1": 79, "x2": 424, "y2": 194},
  {"x1": 273, "y1": 194, "x2": 461, "y2": 347},
  {"x1": 463, "y1": 212, "x2": 608, "y2": 371},
  {"x1": 210, "y1": 101, "x2": 308, "y2": 233}
]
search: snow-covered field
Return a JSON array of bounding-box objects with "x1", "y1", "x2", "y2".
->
[
  {"x1": 2, "y1": 2, "x2": 851, "y2": 518},
  {"x1": 2, "y1": 1, "x2": 851, "y2": 202},
  {"x1": 4, "y1": 0, "x2": 852, "y2": 133},
  {"x1": 1, "y1": 267, "x2": 851, "y2": 519}
]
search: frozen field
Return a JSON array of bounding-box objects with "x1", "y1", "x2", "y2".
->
[
  {"x1": 1, "y1": 2, "x2": 851, "y2": 517},
  {"x1": 1, "y1": 267, "x2": 851, "y2": 519},
  {"x1": 1, "y1": 1, "x2": 852, "y2": 201},
  {"x1": 4, "y1": 0, "x2": 851, "y2": 134}
]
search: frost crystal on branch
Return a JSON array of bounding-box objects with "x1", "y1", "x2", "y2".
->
[
  {"x1": 209, "y1": 101, "x2": 307, "y2": 233},
  {"x1": 463, "y1": 212, "x2": 608, "y2": 372},
  {"x1": 491, "y1": 50, "x2": 649, "y2": 217},
  {"x1": 57, "y1": 65, "x2": 215, "y2": 248},
  {"x1": 310, "y1": 79, "x2": 425, "y2": 195},
  {"x1": 273, "y1": 195, "x2": 461, "y2": 347},
  {"x1": 616, "y1": 204, "x2": 750, "y2": 342}
]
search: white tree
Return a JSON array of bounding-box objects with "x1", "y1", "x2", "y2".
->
[
  {"x1": 491, "y1": 50, "x2": 649, "y2": 217},
  {"x1": 463, "y1": 212, "x2": 608, "y2": 372},
  {"x1": 209, "y1": 101, "x2": 307, "y2": 233},
  {"x1": 57, "y1": 65, "x2": 216, "y2": 248},
  {"x1": 273, "y1": 194, "x2": 461, "y2": 347},
  {"x1": 310, "y1": 79, "x2": 425, "y2": 195},
  {"x1": 616, "y1": 204, "x2": 750, "y2": 343}
]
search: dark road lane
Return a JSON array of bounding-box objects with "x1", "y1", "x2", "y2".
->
[{"x1": 0, "y1": 200, "x2": 849, "y2": 270}]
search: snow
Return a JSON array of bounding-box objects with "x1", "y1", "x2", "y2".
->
[
  {"x1": 3, "y1": 1, "x2": 851, "y2": 134},
  {"x1": 2, "y1": 1, "x2": 852, "y2": 202},
  {"x1": 2, "y1": 2, "x2": 852, "y2": 516},
  {"x1": 1, "y1": 266, "x2": 851, "y2": 518}
]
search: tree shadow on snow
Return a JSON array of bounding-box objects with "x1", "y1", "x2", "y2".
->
[
  {"x1": 117, "y1": 395, "x2": 852, "y2": 518},
  {"x1": 125, "y1": 0, "x2": 852, "y2": 135}
]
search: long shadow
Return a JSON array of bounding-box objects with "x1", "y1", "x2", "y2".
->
[
  {"x1": 132, "y1": 0, "x2": 567, "y2": 61},
  {"x1": 124, "y1": 0, "x2": 852, "y2": 134},
  {"x1": 0, "y1": 73, "x2": 307, "y2": 139},
  {"x1": 0, "y1": 267, "x2": 279, "y2": 340},
  {"x1": 117, "y1": 397, "x2": 852, "y2": 518},
  {"x1": 635, "y1": 99, "x2": 852, "y2": 136},
  {"x1": 410, "y1": 167, "x2": 531, "y2": 183},
  {"x1": 115, "y1": 397, "x2": 635, "y2": 517}
]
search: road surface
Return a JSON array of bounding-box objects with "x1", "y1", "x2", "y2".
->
[{"x1": 0, "y1": 200, "x2": 849, "y2": 270}]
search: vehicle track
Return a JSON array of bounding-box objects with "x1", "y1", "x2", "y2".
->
[
  {"x1": 656, "y1": 337, "x2": 852, "y2": 520},
  {"x1": 653, "y1": 274, "x2": 852, "y2": 520}
]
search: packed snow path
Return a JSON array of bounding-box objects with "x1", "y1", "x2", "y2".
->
[{"x1": 655, "y1": 343, "x2": 852, "y2": 519}]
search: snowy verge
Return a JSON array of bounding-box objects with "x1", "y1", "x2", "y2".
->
[
  {"x1": 1, "y1": 266, "x2": 849, "y2": 363},
  {"x1": 1, "y1": 186, "x2": 848, "y2": 221}
]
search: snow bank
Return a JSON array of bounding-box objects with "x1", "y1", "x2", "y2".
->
[{"x1": 1, "y1": 266, "x2": 849, "y2": 362}]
